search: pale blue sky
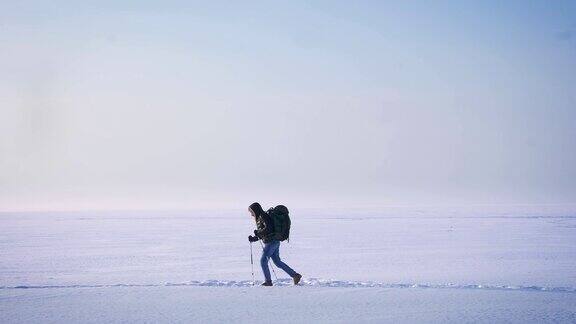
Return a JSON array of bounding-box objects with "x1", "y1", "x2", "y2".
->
[{"x1": 1, "y1": 1, "x2": 575, "y2": 210}]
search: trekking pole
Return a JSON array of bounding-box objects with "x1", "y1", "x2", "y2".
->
[
  {"x1": 250, "y1": 242, "x2": 255, "y2": 285},
  {"x1": 259, "y1": 240, "x2": 278, "y2": 281}
]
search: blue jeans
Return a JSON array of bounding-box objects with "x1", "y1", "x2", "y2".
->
[{"x1": 260, "y1": 240, "x2": 297, "y2": 281}]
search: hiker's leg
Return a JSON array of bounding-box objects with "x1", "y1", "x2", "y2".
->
[
  {"x1": 260, "y1": 242, "x2": 276, "y2": 282},
  {"x1": 270, "y1": 242, "x2": 297, "y2": 277}
]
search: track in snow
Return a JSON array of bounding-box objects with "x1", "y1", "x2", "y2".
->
[{"x1": 2, "y1": 278, "x2": 575, "y2": 293}]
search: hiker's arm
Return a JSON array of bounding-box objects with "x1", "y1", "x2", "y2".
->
[{"x1": 255, "y1": 214, "x2": 273, "y2": 238}]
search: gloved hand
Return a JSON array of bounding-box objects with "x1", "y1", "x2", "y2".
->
[
  {"x1": 248, "y1": 235, "x2": 259, "y2": 242},
  {"x1": 253, "y1": 229, "x2": 259, "y2": 237}
]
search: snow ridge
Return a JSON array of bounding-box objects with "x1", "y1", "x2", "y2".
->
[{"x1": 2, "y1": 278, "x2": 575, "y2": 293}]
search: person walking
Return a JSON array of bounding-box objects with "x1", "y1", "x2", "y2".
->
[{"x1": 247, "y1": 202, "x2": 302, "y2": 286}]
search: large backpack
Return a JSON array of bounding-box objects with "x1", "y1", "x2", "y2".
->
[{"x1": 267, "y1": 205, "x2": 291, "y2": 242}]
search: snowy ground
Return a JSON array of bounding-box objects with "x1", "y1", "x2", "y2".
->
[{"x1": 1, "y1": 205, "x2": 576, "y2": 323}]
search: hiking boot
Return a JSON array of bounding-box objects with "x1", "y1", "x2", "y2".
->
[
  {"x1": 261, "y1": 281, "x2": 273, "y2": 286},
  {"x1": 292, "y1": 273, "x2": 302, "y2": 285}
]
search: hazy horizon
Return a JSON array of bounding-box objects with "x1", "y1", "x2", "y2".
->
[{"x1": 1, "y1": 1, "x2": 575, "y2": 211}]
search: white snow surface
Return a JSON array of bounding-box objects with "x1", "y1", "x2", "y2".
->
[{"x1": 1, "y1": 205, "x2": 576, "y2": 323}]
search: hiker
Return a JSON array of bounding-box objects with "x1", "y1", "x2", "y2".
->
[{"x1": 248, "y1": 202, "x2": 302, "y2": 286}]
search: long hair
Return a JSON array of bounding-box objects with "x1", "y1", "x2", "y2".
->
[{"x1": 248, "y1": 202, "x2": 265, "y2": 217}]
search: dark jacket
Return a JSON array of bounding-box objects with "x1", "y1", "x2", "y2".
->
[{"x1": 255, "y1": 212, "x2": 275, "y2": 243}]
